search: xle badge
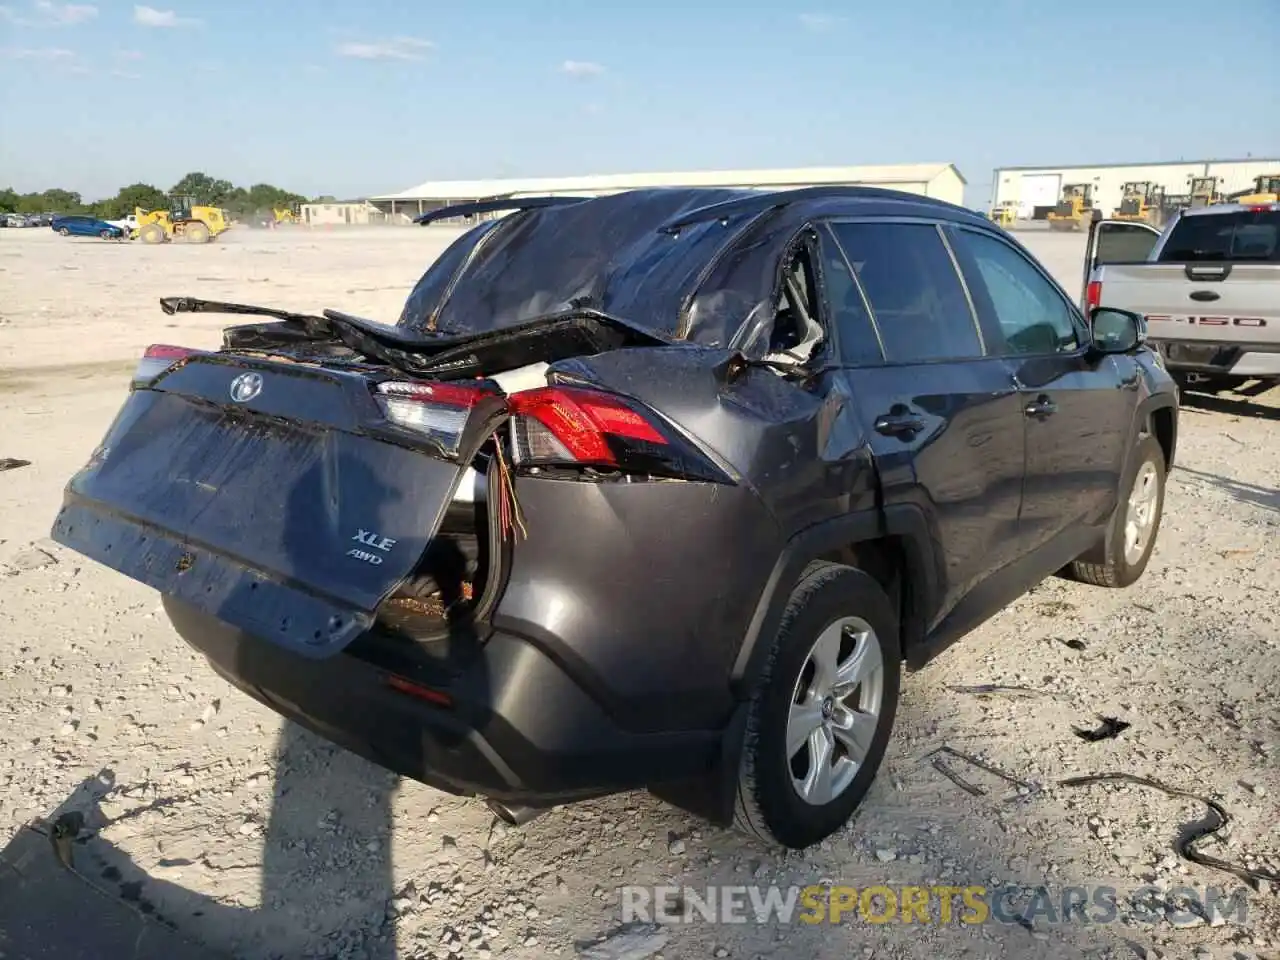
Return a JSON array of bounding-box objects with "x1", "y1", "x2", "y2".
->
[{"x1": 347, "y1": 528, "x2": 397, "y2": 565}]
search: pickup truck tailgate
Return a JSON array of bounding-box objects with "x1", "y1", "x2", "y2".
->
[{"x1": 1097, "y1": 263, "x2": 1280, "y2": 344}]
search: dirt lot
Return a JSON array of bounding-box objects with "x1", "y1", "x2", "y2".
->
[{"x1": 1, "y1": 224, "x2": 1277, "y2": 960}]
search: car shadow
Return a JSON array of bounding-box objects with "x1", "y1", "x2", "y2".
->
[
  {"x1": 1177, "y1": 388, "x2": 1280, "y2": 421},
  {"x1": 0, "y1": 723, "x2": 402, "y2": 959},
  {"x1": 1171, "y1": 465, "x2": 1280, "y2": 514}
]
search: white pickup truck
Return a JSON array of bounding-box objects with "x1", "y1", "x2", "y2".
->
[
  {"x1": 1082, "y1": 202, "x2": 1280, "y2": 391},
  {"x1": 105, "y1": 214, "x2": 140, "y2": 236}
]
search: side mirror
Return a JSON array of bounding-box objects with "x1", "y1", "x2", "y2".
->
[{"x1": 1087, "y1": 307, "x2": 1145, "y2": 354}]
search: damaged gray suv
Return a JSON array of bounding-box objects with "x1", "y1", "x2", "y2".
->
[{"x1": 51, "y1": 186, "x2": 1178, "y2": 849}]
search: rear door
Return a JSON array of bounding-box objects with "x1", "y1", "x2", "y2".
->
[
  {"x1": 950, "y1": 225, "x2": 1136, "y2": 548},
  {"x1": 820, "y1": 219, "x2": 1026, "y2": 626}
]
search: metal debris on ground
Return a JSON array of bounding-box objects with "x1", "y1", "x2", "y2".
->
[
  {"x1": 1057, "y1": 773, "x2": 1280, "y2": 892},
  {"x1": 577, "y1": 923, "x2": 669, "y2": 960},
  {"x1": 0, "y1": 458, "x2": 31, "y2": 472},
  {"x1": 1073, "y1": 716, "x2": 1132, "y2": 742},
  {"x1": 923, "y1": 745, "x2": 1041, "y2": 800},
  {"x1": 1061, "y1": 638, "x2": 1088, "y2": 651},
  {"x1": 947, "y1": 683, "x2": 1050, "y2": 698}
]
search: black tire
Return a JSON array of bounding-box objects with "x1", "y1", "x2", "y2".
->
[
  {"x1": 733, "y1": 561, "x2": 901, "y2": 850},
  {"x1": 1070, "y1": 434, "x2": 1165, "y2": 588},
  {"x1": 58, "y1": 227, "x2": 70, "y2": 236}
]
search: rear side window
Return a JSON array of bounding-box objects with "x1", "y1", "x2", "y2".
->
[
  {"x1": 818, "y1": 227, "x2": 883, "y2": 365},
  {"x1": 1159, "y1": 210, "x2": 1280, "y2": 262},
  {"x1": 828, "y1": 222, "x2": 982, "y2": 363}
]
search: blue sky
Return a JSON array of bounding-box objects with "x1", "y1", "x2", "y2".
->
[{"x1": 1, "y1": 0, "x2": 1277, "y2": 205}]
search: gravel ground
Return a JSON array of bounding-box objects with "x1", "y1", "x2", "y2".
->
[{"x1": 0, "y1": 224, "x2": 1277, "y2": 960}]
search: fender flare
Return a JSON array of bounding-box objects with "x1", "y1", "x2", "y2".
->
[
  {"x1": 1078, "y1": 390, "x2": 1178, "y2": 566},
  {"x1": 728, "y1": 504, "x2": 940, "y2": 698}
]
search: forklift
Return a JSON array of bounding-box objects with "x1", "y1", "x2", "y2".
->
[{"x1": 1046, "y1": 183, "x2": 1099, "y2": 231}]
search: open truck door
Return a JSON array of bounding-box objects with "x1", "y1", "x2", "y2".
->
[{"x1": 1081, "y1": 217, "x2": 1163, "y2": 314}]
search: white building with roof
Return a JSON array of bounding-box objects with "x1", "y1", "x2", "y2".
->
[
  {"x1": 370, "y1": 164, "x2": 967, "y2": 223},
  {"x1": 992, "y1": 157, "x2": 1280, "y2": 219}
]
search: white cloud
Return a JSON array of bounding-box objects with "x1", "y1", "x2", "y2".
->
[
  {"x1": 37, "y1": 1, "x2": 96, "y2": 23},
  {"x1": 0, "y1": 1, "x2": 97, "y2": 25},
  {"x1": 133, "y1": 5, "x2": 200, "y2": 27},
  {"x1": 559, "y1": 59, "x2": 604, "y2": 77},
  {"x1": 2, "y1": 45, "x2": 76, "y2": 58},
  {"x1": 798, "y1": 13, "x2": 846, "y2": 31},
  {"x1": 110, "y1": 67, "x2": 141, "y2": 78},
  {"x1": 335, "y1": 36, "x2": 433, "y2": 61}
]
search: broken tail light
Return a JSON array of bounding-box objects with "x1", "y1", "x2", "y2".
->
[
  {"x1": 507, "y1": 385, "x2": 729, "y2": 482},
  {"x1": 374, "y1": 380, "x2": 496, "y2": 457},
  {"x1": 134, "y1": 344, "x2": 200, "y2": 387}
]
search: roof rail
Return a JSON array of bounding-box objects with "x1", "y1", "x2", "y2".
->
[
  {"x1": 414, "y1": 196, "x2": 593, "y2": 226},
  {"x1": 656, "y1": 185, "x2": 962, "y2": 235}
]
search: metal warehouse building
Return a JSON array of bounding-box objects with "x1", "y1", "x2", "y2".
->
[
  {"x1": 371, "y1": 163, "x2": 966, "y2": 222},
  {"x1": 992, "y1": 158, "x2": 1280, "y2": 219}
]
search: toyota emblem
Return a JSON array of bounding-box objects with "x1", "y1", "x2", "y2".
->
[{"x1": 229, "y1": 372, "x2": 263, "y2": 403}]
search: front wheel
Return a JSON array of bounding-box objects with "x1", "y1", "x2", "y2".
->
[
  {"x1": 1070, "y1": 434, "x2": 1166, "y2": 588},
  {"x1": 733, "y1": 562, "x2": 901, "y2": 850}
]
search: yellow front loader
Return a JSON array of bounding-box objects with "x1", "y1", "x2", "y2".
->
[{"x1": 135, "y1": 195, "x2": 231, "y2": 244}]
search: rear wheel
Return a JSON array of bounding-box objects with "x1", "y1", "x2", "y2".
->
[
  {"x1": 1070, "y1": 434, "x2": 1166, "y2": 588},
  {"x1": 138, "y1": 223, "x2": 167, "y2": 244},
  {"x1": 183, "y1": 221, "x2": 211, "y2": 244},
  {"x1": 58, "y1": 227, "x2": 70, "y2": 237},
  {"x1": 733, "y1": 562, "x2": 900, "y2": 849}
]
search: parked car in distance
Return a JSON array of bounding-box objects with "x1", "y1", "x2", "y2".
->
[
  {"x1": 50, "y1": 215, "x2": 126, "y2": 240},
  {"x1": 51, "y1": 186, "x2": 1178, "y2": 850},
  {"x1": 3, "y1": 213, "x2": 31, "y2": 227}
]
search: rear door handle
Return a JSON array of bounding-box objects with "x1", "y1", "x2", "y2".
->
[
  {"x1": 1024, "y1": 395, "x2": 1057, "y2": 419},
  {"x1": 874, "y1": 412, "x2": 926, "y2": 437},
  {"x1": 1189, "y1": 290, "x2": 1220, "y2": 302}
]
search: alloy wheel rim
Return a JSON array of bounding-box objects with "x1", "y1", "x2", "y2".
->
[
  {"x1": 1124, "y1": 460, "x2": 1159, "y2": 565},
  {"x1": 786, "y1": 615, "x2": 884, "y2": 807}
]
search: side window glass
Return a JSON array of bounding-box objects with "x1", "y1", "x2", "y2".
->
[
  {"x1": 818, "y1": 227, "x2": 882, "y2": 365},
  {"x1": 958, "y1": 230, "x2": 1080, "y2": 355},
  {"x1": 829, "y1": 222, "x2": 982, "y2": 363}
]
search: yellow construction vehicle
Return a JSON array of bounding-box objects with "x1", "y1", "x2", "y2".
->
[
  {"x1": 987, "y1": 201, "x2": 1017, "y2": 227},
  {"x1": 1227, "y1": 173, "x2": 1280, "y2": 205},
  {"x1": 1046, "y1": 183, "x2": 1098, "y2": 231},
  {"x1": 1187, "y1": 177, "x2": 1223, "y2": 208},
  {"x1": 271, "y1": 202, "x2": 304, "y2": 225},
  {"x1": 1113, "y1": 182, "x2": 1166, "y2": 226},
  {"x1": 135, "y1": 195, "x2": 231, "y2": 244}
]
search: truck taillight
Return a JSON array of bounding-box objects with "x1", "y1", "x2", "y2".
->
[
  {"x1": 507, "y1": 386, "x2": 729, "y2": 482},
  {"x1": 1085, "y1": 280, "x2": 1102, "y2": 313},
  {"x1": 133, "y1": 344, "x2": 200, "y2": 387},
  {"x1": 374, "y1": 380, "x2": 497, "y2": 457}
]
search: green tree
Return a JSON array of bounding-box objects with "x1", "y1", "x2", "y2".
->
[
  {"x1": 0, "y1": 188, "x2": 18, "y2": 214},
  {"x1": 97, "y1": 182, "x2": 169, "y2": 219},
  {"x1": 169, "y1": 172, "x2": 235, "y2": 206}
]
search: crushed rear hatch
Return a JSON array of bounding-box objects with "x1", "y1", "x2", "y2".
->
[{"x1": 51, "y1": 352, "x2": 504, "y2": 658}]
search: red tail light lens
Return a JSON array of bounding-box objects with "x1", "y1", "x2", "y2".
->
[
  {"x1": 508, "y1": 385, "x2": 727, "y2": 481},
  {"x1": 1085, "y1": 280, "x2": 1102, "y2": 313},
  {"x1": 134, "y1": 343, "x2": 199, "y2": 386},
  {"x1": 374, "y1": 380, "x2": 496, "y2": 457}
]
